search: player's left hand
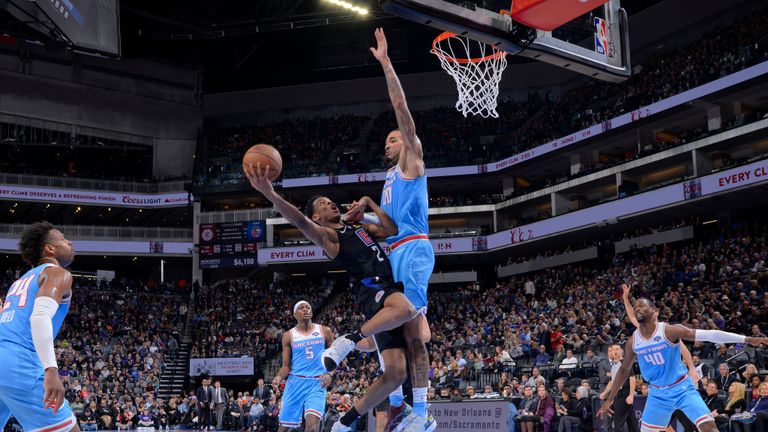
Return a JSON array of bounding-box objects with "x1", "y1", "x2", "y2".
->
[
  {"x1": 345, "y1": 196, "x2": 371, "y2": 222},
  {"x1": 625, "y1": 395, "x2": 634, "y2": 405},
  {"x1": 320, "y1": 373, "x2": 333, "y2": 388},
  {"x1": 745, "y1": 337, "x2": 768, "y2": 347},
  {"x1": 689, "y1": 369, "x2": 700, "y2": 386},
  {"x1": 621, "y1": 283, "x2": 631, "y2": 299},
  {"x1": 596, "y1": 400, "x2": 614, "y2": 419},
  {"x1": 244, "y1": 162, "x2": 275, "y2": 197},
  {"x1": 42, "y1": 367, "x2": 65, "y2": 414},
  {"x1": 370, "y1": 28, "x2": 389, "y2": 63}
]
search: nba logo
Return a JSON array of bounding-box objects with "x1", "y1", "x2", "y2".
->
[{"x1": 594, "y1": 17, "x2": 608, "y2": 56}]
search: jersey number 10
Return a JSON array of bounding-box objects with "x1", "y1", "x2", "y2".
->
[{"x1": 643, "y1": 352, "x2": 666, "y2": 366}]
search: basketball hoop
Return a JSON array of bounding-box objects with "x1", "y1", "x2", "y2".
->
[{"x1": 431, "y1": 31, "x2": 508, "y2": 118}]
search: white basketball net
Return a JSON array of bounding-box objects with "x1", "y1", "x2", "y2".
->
[{"x1": 431, "y1": 33, "x2": 508, "y2": 118}]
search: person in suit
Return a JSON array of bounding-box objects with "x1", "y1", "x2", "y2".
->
[
  {"x1": 716, "y1": 364, "x2": 736, "y2": 390},
  {"x1": 213, "y1": 380, "x2": 229, "y2": 430},
  {"x1": 196, "y1": 378, "x2": 213, "y2": 430},
  {"x1": 253, "y1": 378, "x2": 272, "y2": 402}
]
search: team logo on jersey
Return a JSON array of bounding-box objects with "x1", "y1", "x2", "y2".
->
[
  {"x1": 355, "y1": 228, "x2": 374, "y2": 246},
  {"x1": 375, "y1": 290, "x2": 385, "y2": 303},
  {"x1": 653, "y1": 336, "x2": 662, "y2": 342},
  {"x1": 312, "y1": 332, "x2": 320, "y2": 336}
]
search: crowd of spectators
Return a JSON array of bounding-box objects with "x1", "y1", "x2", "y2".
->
[
  {"x1": 255, "y1": 214, "x2": 768, "y2": 432},
  {"x1": 191, "y1": 277, "x2": 334, "y2": 364},
  {"x1": 196, "y1": 115, "x2": 367, "y2": 186},
  {"x1": 195, "y1": 6, "x2": 768, "y2": 190},
  {"x1": 0, "y1": 277, "x2": 190, "y2": 432}
]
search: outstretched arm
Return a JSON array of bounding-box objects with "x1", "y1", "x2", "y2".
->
[
  {"x1": 665, "y1": 324, "x2": 768, "y2": 347},
  {"x1": 622, "y1": 284, "x2": 639, "y2": 328},
  {"x1": 370, "y1": 28, "x2": 425, "y2": 178},
  {"x1": 244, "y1": 163, "x2": 339, "y2": 258}
]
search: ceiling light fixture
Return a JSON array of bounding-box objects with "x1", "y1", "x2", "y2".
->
[{"x1": 323, "y1": 0, "x2": 369, "y2": 15}]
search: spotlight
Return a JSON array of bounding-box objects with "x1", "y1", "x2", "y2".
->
[{"x1": 322, "y1": 0, "x2": 368, "y2": 15}]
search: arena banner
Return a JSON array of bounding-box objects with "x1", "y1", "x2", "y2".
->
[
  {"x1": 258, "y1": 237, "x2": 475, "y2": 264},
  {"x1": 486, "y1": 158, "x2": 768, "y2": 250},
  {"x1": 260, "y1": 158, "x2": 768, "y2": 263},
  {"x1": 282, "y1": 60, "x2": 768, "y2": 189},
  {"x1": 0, "y1": 185, "x2": 190, "y2": 208},
  {"x1": 189, "y1": 358, "x2": 254, "y2": 377},
  {"x1": 0, "y1": 238, "x2": 192, "y2": 255},
  {"x1": 367, "y1": 399, "x2": 511, "y2": 432}
]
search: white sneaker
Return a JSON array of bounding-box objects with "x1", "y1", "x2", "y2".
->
[
  {"x1": 331, "y1": 420, "x2": 352, "y2": 432},
  {"x1": 397, "y1": 413, "x2": 430, "y2": 432},
  {"x1": 322, "y1": 335, "x2": 356, "y2": 371}
]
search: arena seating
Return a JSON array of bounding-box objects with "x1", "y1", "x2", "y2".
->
[
  {"x1": 190, "y1": 278, "x2": 334, "y2": 364},
  {"x1": 268, "y1": 215, "x2": 767, "y2": 431},
  {"x1": 0, "y1": 273, "x2": 189, "y2": 432}
]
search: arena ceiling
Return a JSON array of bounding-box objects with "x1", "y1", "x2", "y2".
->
[{"x1": 117, "y1": 0, "x2": 663, "y2": 93}]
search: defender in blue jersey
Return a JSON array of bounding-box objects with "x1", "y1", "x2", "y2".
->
[
  {"x1": 0, "y1": 222, "x2": 78, "y2": 432},
  {"x1": 347, "y1": 27, "x2": 435, "y2": 432},
  {"x1": 598, "y1": 298, "x2": 768, "y2": 432},
  {"x1": 272, "y1": 301, "x2": 334, "y2": 432}
]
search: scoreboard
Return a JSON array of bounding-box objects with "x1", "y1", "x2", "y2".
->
[{"x1": 199, "y1": 221, "x2": 265, "y2": 269}]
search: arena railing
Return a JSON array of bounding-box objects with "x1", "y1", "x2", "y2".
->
[
  {"x1": 0, "y1": 173, "x2": 187, "y2": 194},
  {"x1": 199, "y1": 208, "x2": 276, "y2": 224},
  {"x1": 0, "y1": 223, "x2": 192, "y2": 241}
]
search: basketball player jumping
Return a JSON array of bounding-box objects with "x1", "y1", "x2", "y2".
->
[
  {"x1": 597, "y1": 297, "x2": 768, "y2": 432},
  {"x1": 272, "y1": 300, "x2": 334, "y2": 431},
  {"x1": 244, "y1": 163, "x2": 419, "y2": 432},
  {"x1": 0, "y1": 222, "x2": 79, "y2": 432},
  {"x1": 347, "y1": 27, "x2": 435, "y2": 432}
]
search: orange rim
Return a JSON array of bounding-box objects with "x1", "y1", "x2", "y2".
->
[{"x1": 431, "y1": 31, "x2": 507, "y2": 64}]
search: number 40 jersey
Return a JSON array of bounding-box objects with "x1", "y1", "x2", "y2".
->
[{"x1": 633, "y1": 322, "x2": 688, "y2": 387}]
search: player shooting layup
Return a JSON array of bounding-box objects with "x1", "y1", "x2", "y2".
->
[{"x1": 348, "y1": 28, "x2": 435, "y2": 432}]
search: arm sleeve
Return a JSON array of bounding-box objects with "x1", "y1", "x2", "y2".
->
[
  {"x1": 694, "y1": 329, "x2": 745, "y2": 344},
  {"x1": 362, "y1": 213, "x2": 381, "y2": 225},
  {"x1": 30, "y1": 296, "x2": 59, "y2": 370}
]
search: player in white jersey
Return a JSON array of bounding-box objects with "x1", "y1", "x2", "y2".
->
[
  {"x1": 598, "y1": 298, "x2": 768, "y2": 432},
  {"x1": 272, "y1": 301, "x2": 334, "y2": 432}
]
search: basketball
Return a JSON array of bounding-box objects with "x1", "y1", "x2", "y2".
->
[{"x1": 243, "y1": 144, "x2": 283, "y2": 182}]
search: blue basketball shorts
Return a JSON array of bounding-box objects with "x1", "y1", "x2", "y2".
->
[
  {"x1": 0, "y1": 348, "x2": 76, "y2": 432},
  {"x1": 640, "y1": 378, "x2": 713, "y2": 432},
  {"x1": 388, "y1": 239, "x2": 434, "y2": 313},
  {"x1": 278, "y1": 375, "x2": 326, "y2": 428}
]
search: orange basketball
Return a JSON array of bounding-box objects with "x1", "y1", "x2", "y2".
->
[{"x1": 243, "y1": 144, "x2": 283, "y2": 182}]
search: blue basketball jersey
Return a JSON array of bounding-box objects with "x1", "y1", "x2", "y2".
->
[
  {"x1": 380, "y1": 165, "x2": 430, "y2": 244},
  {"x1": 633, "y1": 322, "x2": 688, "y2": 387},
  {"x1": 0, "y1": 264, "x2": 70, "y2": 355},
  {"x1": 289, "y1": 324, "x2": 326, "y2": 377}
]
